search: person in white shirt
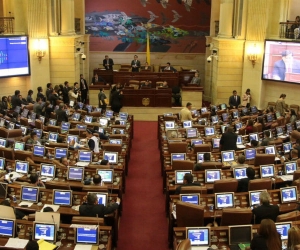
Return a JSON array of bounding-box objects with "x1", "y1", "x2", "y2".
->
[{"x1": 86, "y1": 129, "x2": 99, "y2": 153}]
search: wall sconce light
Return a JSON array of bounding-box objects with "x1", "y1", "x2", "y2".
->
[
  {"x1": 248, "y1": 44, "x2": 258, "y2": 67},
  {"x1": 34, "y1": 39, "x2": 46, "y2": 62}
]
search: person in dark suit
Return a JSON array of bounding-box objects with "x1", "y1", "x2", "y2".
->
[
  {"x1": 92, "y1": 73, "x2": 106, "y2": 85},
  {"x1": 164, "y1": 62, "x2": 177, "y2": 72},
  {"x1": 37, "y1": 86, "x2": 46, "y2": 102},
  {"x1": 103, "y1": 55, "x2": 114, "y2": 70},
  {"x1": 220, "y1": 126, "x2": 237, "y2": 151},
  {"x1": 45, "y1": 83, "x2": 53, "y2": 101},
  {"x1": 80, "y1": 74, "x2": 88, "y2": 104},
  {"x1": 55, "y1": 103, "x2": 68, "y2": 122},
  {"x1": 62, "y1": 81, "x2": 70, "y2": 104},
  {"x1": 237, "y1": 167, "x2": 255, "y2": 192},
  {"x1": 272, "y1": 50, "x2": 300, "y2": 81},
  {"x1": 252, "y1": 191, "x2": 280, "y2": 224},
  {"x1": 229, "y1": 90, "x2": 241, "y2": 109},
  {"x1": 260, "y1": 130, "x2": 272, "y2": 146},
  {"x1": 131, "y1": 55, "x2": 141, "y2": 72},
  {"x1": 110, "y1": 88, "x2": 123, "y2": 113},
  {"x1": 79, "y1": 193, "x2": 120, "y2": 218},
  {"x1": 175, "y1": 173, "x2": 199, "y2": 194}
]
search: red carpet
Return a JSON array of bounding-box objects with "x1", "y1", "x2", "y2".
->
[{"x1": 118, "y1": 121, "x2": 168, "y2": 250}]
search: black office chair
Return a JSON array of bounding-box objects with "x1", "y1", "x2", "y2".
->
[{"x1": 172, "y1": 86, "x2": 181, "y2": 106}]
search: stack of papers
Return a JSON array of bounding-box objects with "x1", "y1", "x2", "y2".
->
[
  {"x1": 18, "y1": 201, "x2": 33, "y2": 207},
  {"x1": 280, "y1": 175, "x2": 293, "y2": 181},
  {"x1": 5, "y1": 238, "x2": 28, "y2": 248},
  {"x1": 74, "y1": 245, "x2": 93, "y2": 250}
]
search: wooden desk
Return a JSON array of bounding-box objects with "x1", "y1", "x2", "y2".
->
[{"x1": 122, "y1": 89, "x2": 172, "y2": 107}]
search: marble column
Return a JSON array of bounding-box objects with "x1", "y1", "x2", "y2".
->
[
  {"x1": 60, "y1": 0, "x2": 75, "y2": 35},
  {"x1": 218, "y1": 0, "x2": 234, "y2": 38}
]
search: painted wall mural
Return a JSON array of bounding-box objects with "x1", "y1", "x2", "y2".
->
[{"x1": 85, "y1": 0, "x2": 211, "y2": 53}]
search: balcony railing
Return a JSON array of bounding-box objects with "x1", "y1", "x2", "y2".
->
[
  {"x1": 279, "y1": 21, "x2": 300, "y2": 39},
  {"x1": 0, "y1": 17, "x2": 14, "y2": 34}
]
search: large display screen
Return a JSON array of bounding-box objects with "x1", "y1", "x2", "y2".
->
[
  {"x1": 262, "y1": 40, "x2": 300, "y2": 84},
  {"x1": 0, "y1": 36, "x2": 30, "y2": 78}
]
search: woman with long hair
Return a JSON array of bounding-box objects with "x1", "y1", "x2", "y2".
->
[
  {"x1": 250, "y1": 219, "x2": 281, "y2": 250},
  {"x1": 287, "y1": 226, "x2": 300, "y2": 250}
]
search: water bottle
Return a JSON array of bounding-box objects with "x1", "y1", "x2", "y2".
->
[{"x1": 13, "y1": 195, "x2": 17, "y2": 203}]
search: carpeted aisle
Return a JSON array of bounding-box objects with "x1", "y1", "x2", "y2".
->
[{"x1": 118, "y1": 121, "x2": 168, "y2": 250}]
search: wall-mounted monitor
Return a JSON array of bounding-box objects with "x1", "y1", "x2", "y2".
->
[
  {"x1": 262, "y1": 40, "x2": 300, "y2": 84},
  {"x1": 0, "y1": 36, "x2": 30, "y2": 78}
]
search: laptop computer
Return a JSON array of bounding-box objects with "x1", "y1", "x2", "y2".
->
[
  {"x1": 186, "y1": 227, "x2": 210, "y2": 249},
  {"x1": 76, "y1": 150, "x2": 92, "y2": 167},
  {"x1": 40, "y1": 164, "x2": 56, "y2": 182}
]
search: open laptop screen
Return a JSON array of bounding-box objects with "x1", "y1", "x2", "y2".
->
[
  {"x1": 205, "y1": 127, "x2": 215, "y2": 136},
  {"x1": 33, "y1": 222, "x2": 56, "y2": 242},
  {"x1": 180, "y1": 194, "x2": 200, "y2": 205},
  {"x1": 260, "y1": 165, "x2": 275, "y2": 178},
  {"x1": 165, "y1": 121, "x2": 175, "y2": 129},
  {"x1": 280, "y1": 186, "x2": 297, "y2": 203},
  {"x1": 14, "y1": 141, "x2": 24, "y2": 151},
  {"x1": 245, "y1": 148, "x2": 256, "y2": 160},
  {"x1": 33, "y1": 145, "x2": 45, "y2": 157},
  {"x1": 67, "y1": 135, "x2": 79, "y2": 144},
  {"x1": 186, "y1": 128, "x2": 197, "y2": 138},
  {"x1": 97, "y1": 169, "x2": 114, "y2": 183},
  {"x1": 229, "y1": 225, "x2": 252, "y2": 245},
  {"x1": 54, "y1": 148, "x2": 68, "y2": 159},
  {"x1": 197, "y1": 152, "x2": 211, "y2": 163},
  {"x1": 265, "y1": 145, "x2": 276, "y2": 155},
  {"x1": 0, "y1": 138, "x2": 6, "y2": 148},
  {"x1": 49, "y1": 119, "x2": 57, "y2": 126},
  {"x1": 221, "y1": 150, "x2": 235, "y2": 162},
  {"x1": 175, "y1": 170, "x2": 192, "y2": 184},
  {"x1": 211, "y1": 115, "x2": 219, "y2": 124},
  {"x1": 78, "y1": 150, "x2": 92, "y2": 162},
  {"x1": 119, "y1": 112, "x2": 128, "y2": 120},
  {"x1": 103, "y1": 152, "x2": 118, "y2": 164},
  {"x1": 53, "y1": 190, "x2": 72, "y2": 206},
  {"x1": 61, "y1": 122, "x2": 70, "y2": 132},
  {"x1": 21, "y1": 186, "x2": 39, "y2": 203},
  {"x1": 276, "y1": 222, "x2": 292, "y2": 240},
  {"x1": 205, "y1": 169, "x2": 221, "y2": 183},
  {"x1": 171, "y1": 153, "x2": 186, "y2": 164},
  {"x1": 251, "y1": 106, "x2": 258, "y2": 113},
  {"x1": 215, "y1": 192, "x2": 235, "y2": 209},
  {"x1": 284, "y1": 161, "x2": 297, "y2": 175},
  {"x1": 40, "y1": 164, "x2": 55, "y2": 178},
  {"x1": 233, "y1": 167, "x2": 247, "y2": 180},
  {"x1": 76, "y1": 124, "x2": 87, "y2": 130},
  {"x1": 15, "y1": 160, "x2": 29, "y2": 174},
  {"x1": 186, "y1": 227, "x2": 210, "y2": 247},
  {"x1": 283, "y1": 142, "x2": 292, "y2": 153},
  {"x1": 249, "y1": 133, "x2": 259, "y2": 142},
  {"x1": 67, "y1": 167, "x2": 84, "y2": 181},
  {"x1": 0, "y1": 157, "x2": 5, "y2": 170},
  {"x1": 191, "y1": 139, "x2": 203, "y2": 146},
  {"x1": 33, "y1": 128, "x2": 42, "y2": 139},
  {"x1": 75, "y1": 227, "x2": 98, "y2": 245},
  {"x1": 0, "y1": 219, "x2": 15, "y2": 237},
  {"x1": 109, "y1": 139, "x2": 122, "y2": 145},
  {"x1": 84, "y1": 115, "x2": 93, "y2": 124},
  {"x1": 212, "y1": 138, "x2": 220, "y2": 149},
  {"x1": 249, "y1": 190, "x2": 265, "y2": 207},
  {"x1": 266, "y1": 113, "x2": 273, "y2": 122},
  {"x1": 48, "y1": 132, "x2": 58, "y2": 142},
  {"x1": 183, "y1": 120, "x2": 192, "y2": 128},
  {"x1": 235, "y1": 122, "x2": 242, "y2": 131},
  {"x1": 105, "y1": 110, "x2": 114, "y2": 118}
]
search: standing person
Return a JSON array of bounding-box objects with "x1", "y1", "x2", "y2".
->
[
  {"x1": 180, "y1": 102, "x2": 197, "y2": 122},
  {"x1": 55, "y1": 103, "x2": 68, "y2": 123},
  {"x1": 250, "y1": 219, "x2": 281, "y2": 250},
  {"x1": 111, "y1": 89, "x2": 123, "y2": 114},
  {"x1": 26, "y1": 90, "x2": 34, "y2": 104},
  {"x1": 98, "y1": 88, "x2": 107, "y2": 112},
  {"x1": 45, "y1": 83, "x2": 52, "y2": 100},
  {"x1": 229, "y1": 90, "x2": 241, "y2": 109},
  {"x1": 68, "y1": 86, "x2": 79, "y2": 105},
  {"x1": 86, "y1": 129, "x2": 99, "y2": 153},
  {"x1": 11, "y1": 90, "x2": 21, "y2": 109},
  {"x1": 220, "y1": 126, "x2": 237, "y2": 151},
  {"x1": 252, "y1": 191, "x2": 279, "y2": 224},
  {"x1": 242, "y1": 88, "x2": 251, "y2": 108},
  {"x1": 80, "y1": 74, "x2": 88, "y2": 104},
  {"x1": 37, "y1": 86, "x2": 46, "y2": 102},
  {"x1": 74, "y1": 82, "x2": 81, "y2": 103},
  {"x1": 131, "y1": 55, "x2": 141, "y2": 72},
  {"x1": 275, "y1": 94, "x2": 288, "y2": 116},
  {"x1": 33, "y1": 97, "x2": 43, "y2": 117},
  {"x1": 63, "y1": 81, "x2": 70, "y2": 104},
  {"x1": 48, "y1": 89, "x2": 59, "y2": 107},
  {"x1": 103, "y1": 55, "x2": 114, "y2": 70}
]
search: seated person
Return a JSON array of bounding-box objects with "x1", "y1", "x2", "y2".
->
[
  {"x1": 140, "y1": 80, "x2": 152, "y2": 88},
  {"x1": 29, "y1": 173, "x2": 45, "y2": 188},
  {"x1": 252, "y1": 191, "x2": 279, "y2": 224},
  {"x1": 158, "y1": 81, "x2": 169, "y2": 88},
  {"x1": 175, "y1": 173, "x2": 199, "y2": 194},
  {"x1": 194, "y1": 152, "x2": 211, "y2": 171},
  {"x1": 163, "y1": 62, "x2": 177, "y2": 72},
  {"x1": 237, "y1": 167, "x2": 255, "y2": 192},
  {"x1": 27, "y1": 131, "x2": 43, "y2": 145},
  {"x1": 141, "y1": 62, "x2": 151, "y2": 71},
  {"x1": 84, "y1": 174, "x2": 103, "y2": 185},
  {"x1": 26, "y1": 240, "x2": 39, "y2": 250},
  {"x1": 251, "y1": 140, "x2": 259, "y2": 148},
  {"x1": 1, "y1": 200, "x2": 27, "y2": 220},
  {"x1": 93, "y1": 126, "x2": 109, "y2": 140},
  {"x1": 61, "y1": 157, "x2": 69, "y2": 167},
  {"x1": 190, "y1": 72, "x2": 201, "y2": 86},
  {"x1": 231, "y1": 155, "x2": 248, "y2": 169},
  {"x1": 260, "y1": 130, "x2": 272, "y2": 146},
  {"x1": 79, "y1": 193, "x2": 120, "y2": 218},
  {"x1": 43, "y1": 207, "x2": 54, "y2": 212}
]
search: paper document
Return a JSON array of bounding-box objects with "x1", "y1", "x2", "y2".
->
[
  {"x1": 18, "y1": 201, "x2": 33, "y2": 207},
  {"x1": 38, "y1": 239, "x2": 56, "y2": 250},
  {"x1": 70, "y1": 224, "x2": 98, "y2": 229},
  {"x1": 280, "y1": 175, "x2": 293, "y2": 181},
  {"x1": 74, "y1": 244, "x2": 93, "y2": 250},
  {"x1": 5, "y1": 238, "x2": 28, "y2": 248}
]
